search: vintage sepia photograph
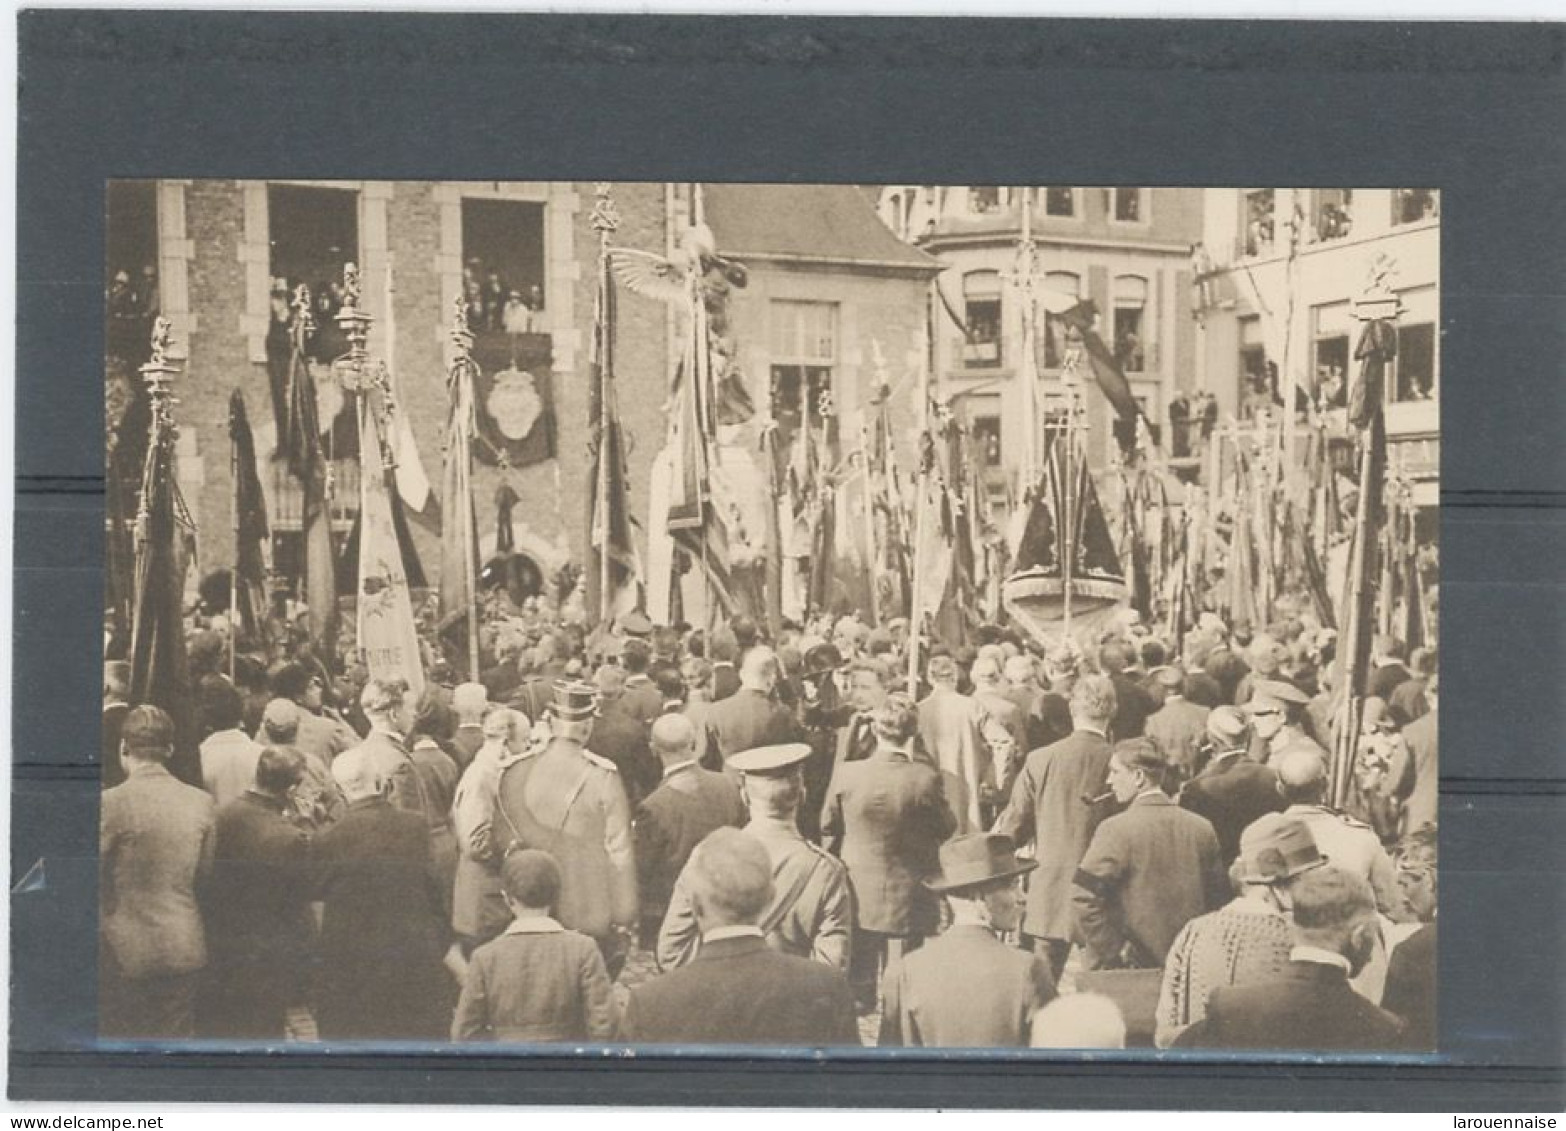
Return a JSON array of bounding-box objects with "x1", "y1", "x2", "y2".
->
[{"x1": 99, "y1": 180, "x2": 1440, "y2": 1053}]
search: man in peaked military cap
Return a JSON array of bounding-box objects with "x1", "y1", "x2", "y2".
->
[
  {"x1": 879, "y1": 833, "x2": 1056, "y2": 1048},
  {"x1": 492, "y1": 680, "x2": 637, "y2": 974},
  {"x1": 658, "y1": 743, "x2": 852, "y2": 973},
  {"x1": 1245, "y1": 678, "x2": 1329, "y2": 766}
]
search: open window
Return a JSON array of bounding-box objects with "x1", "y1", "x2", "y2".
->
[
  {"x1": 1392, "y1": 189, "x2": 1439, "y2": 226},
  {"x1": 1239, "y1": 315, "x2": 1268, "y2": 409},
  {"x1": 970, "y1": 408, "x2": 1003, "y2": 468},
  {"x1": 1043, "y1": 187, "x2": 1076, "y2": 218},
  {"x1": 968, "y1": 186, "x2": 1005, "y2": 215},
  {"x1": 106, "y1": 181, "x2": 159, "y2": 365},
  {"x1": 460, "y1": 197, "x2": 547, "y2": 340},
  {"x1": 1390, "y1": 288, "x2": 1438, "y2": 403},
  {"x1": 960, "y1": 271, "x2": 1003, "y2": 368},
  {"x1": 1313, "y1": 189, "x2": 1354, "y2": 243},
  {"x1": 1243, "y1": 189, "x2": 1276, "y2": 257},
  {"x1": 1312, "y1": 302, "x2": 1352, "y2": 410},
  {"x1": 1112, "y1": 275, "x2": 1149, "y2": 373},
  {"x1": 268, "y1": 184, "x2": 359, "y2": 366},
  {"x1": 1112, "y1": 188, "x2": 1145, "y2": 224},
  {"x1": 770, "y1": 300, "x2": 838, "y2": 436}
]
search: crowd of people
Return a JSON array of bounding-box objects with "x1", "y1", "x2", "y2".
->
[{"x1": 99, "y1": 583, "x2": 1439, "y2": 1051}]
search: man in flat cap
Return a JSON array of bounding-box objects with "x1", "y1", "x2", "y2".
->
[
  {"x1": 1245, "y1": 678, "x2": 1328, "y2": 766},
  {"x1": 1178, "y1": 706, "x2": 1285, "y2": 866},
  {"x1": 659, "y1": 743, "x2": 852, "y2": 973},
  {"x1": 492, "y1": 680, "x2": 638, "y2": 974},
  {"x1": 1072, "y1": 739, "x2": 1227, "y2": 972},
  {"x1": 879, "y1": 833, "x2": 1055, "y2": 1048}
]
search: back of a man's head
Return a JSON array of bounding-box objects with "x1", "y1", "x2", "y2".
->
[
  {"x1": 121, "y1": 704, "x2": 175, "y2": 764},
  {"x1": 104, "y1": 660, "x2": 131, "y2": 700},
  {"x1": 1274, "y1": 749, "x2": 1329, "y2": 806},
  {"x1": 621, "y1": 638, "x2": 652, "y2": 674},
  {"x1": 1289, "y1": 866, "x2": 1377, "y2": 953},
  {"x1": 594, "y1": 663, "x2": 628, "y2": 700},
  {"x1": 1098, "y1": 640, "x2": 1134, "y2": 675},
  {"x1": 687, "y1": 828, "x2": 775, "y2": 930},
  {"x1": 709, "y1": 626, "x2": 740, "y2": 665},
  {"x1": 255, "y1": 745, "x2": 307, "y2": 795},
  {"x1": 970, "y1": 653, "x2": 1003, "y2": 688},
  {"x1": 1030, "y1": 993, "x2": 1128, "y2": 1050},
  {"x1": 1070, "y1": 673, "x2": 1117, "y2": 727},
  {"x1": 927, "y1": 653, "x2": 960, "y2": 687},
  {"x1": 332, "y1": 746, "x2": 382, "y2": 801},
  {"x1": 198, "y1": 674, "x2": 244, "y2": 735},
  {"x1": 650, "y1": 712, "x2": 697, "y2": 765},
  {"x1": 740, "y1": 645, "x2": 779, "y2": 692},
  {"x1": 729, "y1": 615, "x2": 760, "y2": 652},
  {"x1": 871, "y1": 692, "x2": 920, "y2": 746},
  {"x1": 452, "y1": 681, "x2": 489, "y2": 723},
  {"x1": 260, "y1": 697, "x2": 302, "y2": 744}
]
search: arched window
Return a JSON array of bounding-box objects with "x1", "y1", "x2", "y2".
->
[
  {"x1": 1042, "y1": 270, "x2": 1082, "y2": 370},
  {"x1": 961, "y1": 270, "x2": 1003, "y2": 368},
  {"x1": 1113, "y1": 275, "x2": 1149, "y2": 373}
]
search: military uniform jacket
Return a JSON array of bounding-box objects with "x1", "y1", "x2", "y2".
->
[
  {"x1": 701, "y1": 688, "x2": 803, "y2": 769},
  {"x1": 622, "y1": 932, "x2": 860, "y2": 1046},
  {"x1": 657, "y1": 815, "x2": 853, "y2": 972},
  {"x1": 1280, "y1": 803, "x2": 1399, "y2": 916},
  {"x1": 492, "y1": 739, "x2": 638, "y2": 939},
  {"x1": 821, "y1": 751, "x2": 955, "y2": 936},
  {"x1": 879, "y1": 924, "x2": 1056, "y2": 1048},
  {"x1": 992, "y1": 729, "x2": 1113, "y2": 941},
  {"x1": 1073, "y1": 791, "x2": 1227, "y2": 969},
  {"x1": 1174, "y1": 958, "x2": 1404, "y2": 1051},
  {"x1": 1179, "y1": 753, "x2": 1285, "y2": 864}
]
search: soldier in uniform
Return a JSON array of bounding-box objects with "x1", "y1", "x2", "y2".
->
[
  {"x1": 492, "y1": 681, "x2": 638, "y2": 975},
  {"x1": 658, "y1": 743, "x2": 853, "y2": 972},
  {"x1": 1245, "y1": 678, "x2": 1329, "y2": 765},
  {"x1": 1266, "y1": 749, "x2": 1399, "y2": 918}
]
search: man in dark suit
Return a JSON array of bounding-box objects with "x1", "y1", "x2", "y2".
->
[
  {"x1": 822, "y1": 694, "x2": 956, "y2": 1011},
  {"x1": 880, "y1": 833, "x2": 1055, "y2": 1047},
  {"x1": 621, "y1": 827, "x2": 860, "y2": 1046},
  {"x1": 618, "y1": 638, "x2": 666, "y2": 730},
  {"x1": 708, "y1": 626, "x2": 742, "y2": 703},
  {"x1": 313, "y1": 746, "x2": 450, "y2": 1040},
  {"x1": 201, "y1": 745, "x2": 314, "y2": 1039},
  {"x1": 1175, "y1": 866, "x2": 1404, "y2": 1051},
  {"x1": 1178, "y1": 705, "x2": 1285, "y2": 865},
  {"x1": 588, "y1": 665, "x2": 660, "y2": 808},
  {"x1": 1099, "y1": 639, "x2": 1158, "y2": 741},
  {"x1": 1072, "y1": 739, "x2": 1227, "y2": 970},
  {"x1": 1143, "y1": 666, "x2": 1211, "y2": 786},
  {"x1": 635, "y1": 713, "x2": 746, "y2": 946},
  {"x1": 701, "y1": 646, "x2": 801, "y2": 771},
  {"x1": 991, "y1": 673, "x2": 1116, "y2": 983}
]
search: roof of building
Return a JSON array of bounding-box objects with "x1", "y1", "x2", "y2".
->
[{"x1": 703, "y1": 184, "x2": 941, "y2": 274}]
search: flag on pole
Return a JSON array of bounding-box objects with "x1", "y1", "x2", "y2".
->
[
  {"x1": 227, "y1": 389, "x2": 271, "y2": 642},
  {"x1": 1057, "y1": 298, "x2": 1142, "y2": 421},
  {"x1": 281, "y1": 286, "x2": 339, "y2": 660},
  {"x1": 585, "y1": 205, "x2": 643, "y2": 629},
  {"x1": 440, "y1": 301, "x2": 482, "y2": 676},
  {"x1": 129, "y1": 320, "x2": 200, "y2": 785},
  {"x1": 381, "y1": 252, "x2": 434, "y2": 515},
  {"x1": 356, "y1": 397, "x2": 426, "y2": 697}
]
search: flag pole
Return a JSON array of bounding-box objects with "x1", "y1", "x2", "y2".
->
[
  {"x1": 454, "y1": 302, "x2": 481, "y2": 682},
  {"x1": 229, "y1": 406, "x2": 239, "y2": 680},
  {"x1": 907, "y1": 284, "x2": 933, "y2": 691}
]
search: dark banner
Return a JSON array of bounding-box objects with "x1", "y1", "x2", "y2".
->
[{"x1": 471, "y1": 330, "x2": 555, "y2": 468}]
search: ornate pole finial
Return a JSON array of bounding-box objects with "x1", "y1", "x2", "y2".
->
[
  {"x1": 140, "y1": 316, "x2": 180, "y2": 399},
  {"x1": 290, "y1": 283, "x2": 315, "y2": 338},
  {"x1": 335, "y1": 262, "x2": 376, "y2": 387},
  {"x1": 1354, "y1": 252, "x2": 1403, "y2": 322},
  {"x1": 451, "y1": 292, "x2": 474, "y2": 360},
  {"x1": 590, "y1": 182, "x2": 621, "y2": 238}
]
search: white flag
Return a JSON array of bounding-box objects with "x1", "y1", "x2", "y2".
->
[{"x1": 357, "y1": 402, "x2": 425, "y2": 696}]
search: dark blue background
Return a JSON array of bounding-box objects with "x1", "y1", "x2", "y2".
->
[{"x1": 12, "y1": 10, "x2": 1564, "y2": 1109}]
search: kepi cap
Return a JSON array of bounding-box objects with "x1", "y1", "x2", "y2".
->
[
  {"x1": 549, "y1": 679, "x2": 599, "y2": 721},
  {"x1": 1247, "y1": 678, "x2": 1310, "y2": 708}
]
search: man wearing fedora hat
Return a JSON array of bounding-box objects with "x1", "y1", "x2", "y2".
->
[
  {"x1": 1155, "y1": 813, "x2": 1325, "y2": 1047},
  {"x1": 492, "y1": 680, "x2": 638, "y2": 973},
  {"x1": 878, "y1": 833, "x2": 1055, "y2": 1047},
  {"x1": 1073, "y1": 739, "x2": 1227, "y2": 972},
  {"x1": 658, "y1": 743, "x2": 852, "y2": 972},
  {"x1": 1178, "y1": 705, "x2": 1286, "y2": 866}
]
